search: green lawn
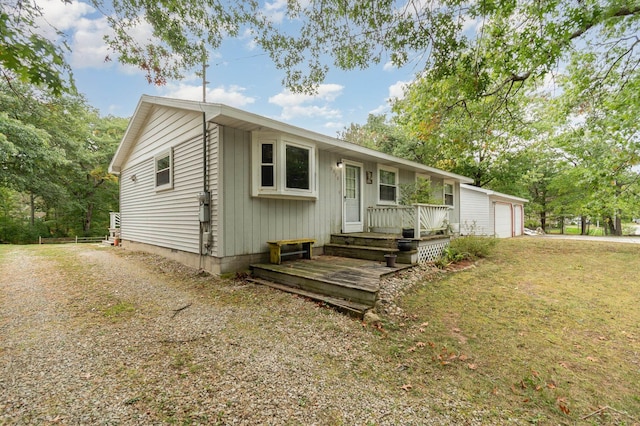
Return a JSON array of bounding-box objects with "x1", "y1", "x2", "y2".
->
[{"x1": 373, "y1": 238, "x2": 640, "y2": 424}]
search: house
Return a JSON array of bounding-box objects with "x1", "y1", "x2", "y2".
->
[
  {"x1": 108, "y1": 95, "x2": 474, "y2": 276},
  {"x1": 460, "y1": 184, "x2": 527, "y2": 238}
]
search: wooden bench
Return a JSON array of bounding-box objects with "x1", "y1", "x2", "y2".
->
[{"x1": 267, "y1": 238, "x2": 315, "y2": 264}]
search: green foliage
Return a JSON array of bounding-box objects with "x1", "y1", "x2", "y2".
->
[
  {"x1": 399, "y1": 177, "x2": 439, "y2": 205},
  {"x1": 435, "y1": 236, "x2": 498, "y2": 268},
  {"x1": 0, "y1": 2, "x2": 73, "y2": 95},
  {"x1": 0, "y1": 82, "x2": 124, "y2": 242}
]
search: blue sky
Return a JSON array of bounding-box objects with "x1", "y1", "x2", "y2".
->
[{"x1": 38, "y1": 0, "x2": 420, "y2": 137}]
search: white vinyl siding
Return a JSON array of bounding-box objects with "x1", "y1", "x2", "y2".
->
[
  {"x1": 207, "y1": 126, "x2": 221, "y2": 256},
  {"x1": 460, "y1": 186, "x2": 491, "y2": 235},
  {"x1": 222, "y1": 128, "x2": 341, "y2": 257},
  {"x1": 119, "y1": 108, "x2": 204, "y2": 254}
]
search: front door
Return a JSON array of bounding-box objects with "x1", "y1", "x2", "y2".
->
[{"x1": 342, "y1": 161, "x2": 363, "y2": 233}]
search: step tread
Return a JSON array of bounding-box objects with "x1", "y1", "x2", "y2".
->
[
  {"x1": 324, "y1": 243, "x2": 400, "y2": 253},
  {"x1": 248, "y1": 278, "x2": 372, "y2": 317}
]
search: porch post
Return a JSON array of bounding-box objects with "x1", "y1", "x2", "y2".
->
[{"x1": 414, "y1": 205, "x2": 421, "y2": 238}]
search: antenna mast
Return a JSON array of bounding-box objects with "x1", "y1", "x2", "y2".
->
[{"x1": 202, "y1": 43, "x2": 209, "y2": 103}]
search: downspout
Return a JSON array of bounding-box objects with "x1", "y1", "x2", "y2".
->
[{"x1": 199, "y1": 111, "x2": 210, "y2": 261}]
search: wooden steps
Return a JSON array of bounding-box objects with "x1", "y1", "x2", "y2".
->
[
  {"x1": 324, "y1": 232, "x2": 416, "y2": 264},
  {"x1": 248, "y1": 277, "x2": 372, "y2": 317},
  {"x1": 250, "y1": 256, "x2": 411, "y2": 314}
]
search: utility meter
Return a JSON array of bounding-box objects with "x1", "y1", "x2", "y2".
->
[{"x1": 197, "y1": 191, "x2": 210, "y2": 223}]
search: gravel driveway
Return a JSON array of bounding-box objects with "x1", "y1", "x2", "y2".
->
[{"x1": 0, "y1": 245, "x2": 483, "y2": 425}]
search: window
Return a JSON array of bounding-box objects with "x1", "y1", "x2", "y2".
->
[
  {"x1": 378, "y1": 165, "x2": 398, "y2": 204},
  {"x1": 285, "y1": 144, "x2": 310, "y2": 190},
  {"x1": 155, "y1": 150, "x2": 173, "y2": 190},
  {"x1": 261, "y1": 142, "x2": 275, "y2": 187},
  {"x1": 444, "y1": 181, "x2": 454, "y2": 206},
  {"x1": 252, "y1": 133, "x2": 317, "y2": 199}
]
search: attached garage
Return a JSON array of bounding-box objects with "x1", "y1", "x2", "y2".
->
[{"x1": 460, "y1": 184, "x2": 528, "y2": 238}]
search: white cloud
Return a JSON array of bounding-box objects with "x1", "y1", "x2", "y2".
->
[
  {"x1": 388, "y1": 80, "x2": 409, "y2": 101},
  {"x1": 269, "y1": 84, "x2": 343, "y2": 106},
  {"x1": 324, "y1": 121, "x2": 345, "y2": 131},
  {"x1": 369, "y1": 104, "x2": 389, "y2": 115},
  {"x1": 35, "y1": 0, "x2": 95, "y2": 39},
  {"x1": 383, "y1": 61, "x2": 396, "y2": 72},
  {"x1": 69, "y1": 17, "x2": 114, "y2": 69},
  {"x1": 262, "y1": 0, "x2": 288, "y2": 24},
  {"x1": 161, "y1": 83, "x2": 256, "y2": 108},
  {"x1": 268, "y1": 84, "x2": 343, "y2": 120}
]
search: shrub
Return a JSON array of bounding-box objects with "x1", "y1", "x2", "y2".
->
[{"x1": 434, "y1": 235, "x2": 499, "y2": 268}]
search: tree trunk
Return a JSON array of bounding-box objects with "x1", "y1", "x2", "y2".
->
[
  {"x1": 605, "y1": 216, "x2": 616, "y2": 235},
  {"x1": 540, "y1": 212, "x2": 546, "y2": 231},
  {"x1": 84, "y1": 202, "x2": 93, "y2": 233},
  {"x1": 581, "y1": 215, "x2": 588, "y2": 235},
  {"x1": 30, "y1": 193, "x2": 35, "y2": 226},
  {"x1": 615, "y1": 212, "x2": 622, "y2": 236}
]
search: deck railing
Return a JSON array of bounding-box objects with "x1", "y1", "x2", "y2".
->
[
  {"x1": 367, "y1": 204, "x2": 453, "y2": 235},
  {"x1": 110, "y1": 212, "x2": 121, "y2": 229}
]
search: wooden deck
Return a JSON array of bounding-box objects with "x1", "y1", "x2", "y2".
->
[{"x1": 250, "y1": 255, "x2": 411, "y2": 316}]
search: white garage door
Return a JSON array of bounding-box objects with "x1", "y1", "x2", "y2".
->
[
  {"x1": 494, "y1": 203, "x2": 513, "y2": 238},
  {"x1": 513, "y1": 205, "x2": 523, "y2": 236}
]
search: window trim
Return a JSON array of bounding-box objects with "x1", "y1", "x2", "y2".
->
[
  {"x1": 377, "y1": 164, "x2": 399, "y2": 205},
  {"x1": 251, "y1": 132, "x2": 317, "y2": 200},
  {"x1": 154, "y1": 149, "x2": 173, "y2": 191}
]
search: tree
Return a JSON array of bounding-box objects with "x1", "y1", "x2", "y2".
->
[
  {"x1": 548, "y1": 51, "x2": 640, "y2": 235},
  {"x1": 0, "y1": 0, "x2": 72, "y2": 95},
  {"x1": 392, "y1": 69, "x2": 537, "y2": 188},
  {"x1": 0, "y1": 82, "x2": 123, "y2": 241},
  {"x1": 339, "y1": 114, "x2": 411, "y2": 157},
  {"x1": 3, "y1": 1, "x2": 638, "y2": 100}
]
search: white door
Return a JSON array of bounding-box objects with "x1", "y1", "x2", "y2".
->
[
  {"x1": 514, "y1": 205, "x2": 523, "y2": 236},
  {"x1": 342, "y1": 162, "x2": 363, "y2": 233},
  {"x1": 494, "y1": 203, "x2": 513, "y2": 238}
]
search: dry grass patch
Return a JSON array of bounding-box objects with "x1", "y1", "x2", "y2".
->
[{"x1": 375, "y1": 238, "x2": 640, "y2": 424}]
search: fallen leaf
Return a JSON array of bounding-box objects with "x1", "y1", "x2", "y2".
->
[
  {"x1": 420, "y1": 322, "x2": 429, "y2": 327},
  {"x1": 557, "y1": 399, "x2": 570, "y2": 415},
  {"x1": 558, "y1": 361, "x2": 570, "y2": 369},
  {"x1": 523, "y1": 398, "x2": 530, "y2": 403},
  {"x1": 416, "y1": 342, "x2": 426, "y2": 348},
  {"x1": 467, "y1": 363, "x2": 477, "y2": 370},
  {"x1": 407, "y1": 347, "x2": 416, "y2": 353},
  {"x1": 492, "y1": 387, "x2": 498, "y2": 395},
  {"x1": 418, "y1": 328, "x2": 425, "y2": 333},
  {"x1": 452, "y1": 327, "x2": 461, "y2": 333},
  {"x1": 586, "y1": 356, "x2": 599, "y2": 362},
  {"x1": 428, "y1": 341, "x2": 436, "y2": 348},
  {"x1": 598, "y1": 336, "x2": 607, "y2": 341},
  {"x1": 535, "y1": 385, "x2": 542, "y2": 391},
  {"x1": 459, "y1": 354, "x2": 468, "y2": 361},
  {"x1": 547, "y1": 382, "x2": 556, "y2": 389},
  {"x1": 531, "y1": 369, "x2": 539, "y2": 377},
  {"x1": 520, "y1": 380, "x2": 527, "y2": 389},
  {"x1": 440, "y1": 361, "x2": 451, "y2": 366},
  {"x1": 401, "y1": 384, "x2": 412, "y2": 391}
]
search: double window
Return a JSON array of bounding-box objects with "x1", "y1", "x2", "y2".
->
[
  {"x1": 377, "y1": 165, "x2": 398, "y2": 204},
  {"x1": 252, "y1": 133, "x2": 317, "y2": 199},
  {"x1": 155, "y1": 149, "x2": 173, "y2": 191}
]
